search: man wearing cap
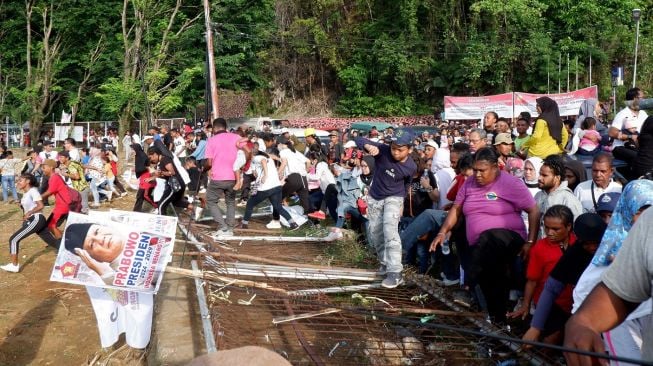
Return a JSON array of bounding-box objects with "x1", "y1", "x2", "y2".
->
[
  {"x1": 40, "y1": 159, "x2": 70, "y2": 240},
  {"x1": 63, "y1": 222, "x2": 128, "y2": 285},
  {"x1": 595, "y1": 192, "x2": 621, "y2": 224},
  {"x1": 355, "y1": 128, "x2": 417, "y2": 288},
  {"x1": 534, "y1": 155, "x2": 583, "y2": 238},
  {"x1": 204, "y1": 118, "x2": 242, "y2": 236},
  {"x1": 59, "y1": 151, "x2": 90, "y2": 213},
  {"x1": 493, "y1": 132, "x2": 516, "y2": 169},
  {"x1": 327, "y1": 131, "x2": 344, "y2": 164},
  {"x1": 304, "y1": 128, "x2": 328, "y2": 157}
]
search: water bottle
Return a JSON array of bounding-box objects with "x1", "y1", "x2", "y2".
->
[
  {"x1": 420, "y1": 169, "x2": 429, "y2": 192},
  {"x1": 441, "y1": 238, "x2": 451, "y2": 255}
]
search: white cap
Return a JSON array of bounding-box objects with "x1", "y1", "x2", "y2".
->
[
  {"x1": 344, "y1": 141, "x2": 356, "y2": 149},
  {"x1": 280, "y1": 127, "x2": 290, "y2": 134},
  {"x1": 425, "y1": 139, "x2": 439, "y2": 149}
]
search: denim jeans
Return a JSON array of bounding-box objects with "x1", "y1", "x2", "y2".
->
[
  {"x1": 243, "y1": 186, "x2": 292, "y2": 223},
  {"x1": 90, "y1": 178, "x2": 107, "y2": 204},
  {"x1": 367, "y1": 196, "x2": 403, "y2": 273},
  {"x1": 399, "y1": 209, "x2": 457, "y2": 277},
  {"x1": 1, "y1": 175, "x2": 18, "y2": 202},
  {"x1": 206, "y1": 180, "x2": 236, "y2": 230}
]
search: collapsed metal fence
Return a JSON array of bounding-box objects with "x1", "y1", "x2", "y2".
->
[{"x1": 174, "y1": 215, "x2": 562, "y2": 366}]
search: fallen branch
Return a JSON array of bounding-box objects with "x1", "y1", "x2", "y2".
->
[
  {"x1": 172, "y1": 251, "x2": 376, "y2": 274},
  {"x1": 272, "y1": 308, "x2": 341, "y2": 324}
]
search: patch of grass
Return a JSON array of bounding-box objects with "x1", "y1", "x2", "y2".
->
[{"x1": 323, "y1": 234, "x2": 376, "y2": 269}]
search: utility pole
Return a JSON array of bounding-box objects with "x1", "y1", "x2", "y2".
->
[
  {"x1": 589, "y1": 53, "x2": 592, "y2": 86},
  {"x1": 567, "y1": 53, "x2": 570, "y2": 92},
  {"x1": 558, "y1": 53, "x2": 561, "y2": 94},
  {"x1": 203, "y1": 0, "x2": 219, "y2": 120}
]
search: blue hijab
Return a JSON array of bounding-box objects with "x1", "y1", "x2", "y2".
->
[{"x1": 592, "y1": 179, "x2": 653, "y2": 266}]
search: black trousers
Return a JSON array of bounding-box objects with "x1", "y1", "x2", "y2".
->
[
  {"x1": 467, "y1": 228, "x2": 525, "y2": 322},
  {"x1": 281, "y1": 173, "x2": 310, "y2": 213},
  {"x1": 133, "y1": 187, "x2": 156, "y2": 212}
]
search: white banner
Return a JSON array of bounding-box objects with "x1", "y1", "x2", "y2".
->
[
  {"x1": 86, "y1": 286, "x2": 154, "y2": 348},
  {"x1": 54, "y1": 125, "x2": 84, "y2": 141}
]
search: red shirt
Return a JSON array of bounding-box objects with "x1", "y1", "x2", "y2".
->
[
  {"x1": 527, "y1": 233, "x2": 577, "y2": 312},
  {"x1": 446, "y1": 174, "x2": 466, "y2": 202},
  {"x1": 47, "y1": 173, "x2": 71, "y2": 212}
]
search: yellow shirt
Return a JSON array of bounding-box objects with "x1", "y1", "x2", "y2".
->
[{"x1": 522, "y1": 119, "x2": 568, "y2": 158}]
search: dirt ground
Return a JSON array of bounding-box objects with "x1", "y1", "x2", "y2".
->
[{"x1": 0, "y1": 190, "x2": 141, "y2": 366}]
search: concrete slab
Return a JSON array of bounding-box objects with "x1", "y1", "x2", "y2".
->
[{"x1": 149, "y1": 255, "x2": 207, "y2": 366}]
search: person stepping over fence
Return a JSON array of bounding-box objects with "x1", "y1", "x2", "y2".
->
[{"x1": 355, "y1": 128, "x2": 417, "y2": 289}]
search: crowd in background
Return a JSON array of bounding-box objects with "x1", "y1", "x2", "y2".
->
[{"x1": 0, "y1": 87, "x2": 651, "y2": 364}]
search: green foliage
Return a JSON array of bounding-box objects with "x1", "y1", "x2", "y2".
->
[{"x1": 0, "y1": 0, "x2": 652, "y2": 123}]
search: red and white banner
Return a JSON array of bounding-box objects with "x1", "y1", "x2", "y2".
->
[
  {"x1": 444, "y1": 86, "x2": 599, "y2": 120},
  {"x1": 514, "y1": 86, "x2": 598, "y2": 117},
  {"x1": 444, "y1": 93, "x2": 514, "y2": 120}
]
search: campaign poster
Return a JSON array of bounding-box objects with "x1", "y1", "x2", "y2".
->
[{"x1": 50, "y1": 211, "x2": 177, "y2": 294}]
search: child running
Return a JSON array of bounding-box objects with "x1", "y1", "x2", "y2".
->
[{"x1": 1, "y1": 174, "x2": 47, "y2": 272}]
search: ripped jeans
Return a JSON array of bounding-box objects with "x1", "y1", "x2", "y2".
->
[{"x1": 367, "y1": 196, "x2": 403, "y2": 274}]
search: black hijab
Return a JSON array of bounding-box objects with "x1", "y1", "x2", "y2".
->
[
  {"x1": 564, "y1": 159, "x2": 587, "y2": 191},
  {"x1": 536, "y1": 96, "x2": 563, "y2": 144},
  {"x1": 360, "y1": 155, "x2": 375, "y2": 186},
  {"x1": 132, "y1": 143, "x2": 148, "y2": 178}
]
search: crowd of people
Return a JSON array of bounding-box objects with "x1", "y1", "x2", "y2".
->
[{"x1": 1, "y1": 87, "x2": 652, "y2": 364}]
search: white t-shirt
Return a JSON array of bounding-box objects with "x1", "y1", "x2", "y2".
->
[
  {"x1": 39, "y1": 150, "x2": 58, "y2": 162},
  {"x1": 253, "y1": 155, "x2": 281, "y2": 192},
  {"x1": 280, "y1": 148, "x2": 308, "y2": 177},
  {"x1": 611, "y1": 107, "x2": 648, "y2": 148},
  {"x1": 573, "y1": 179, "x2": 623, "y2": 213},
  {"x1": 21, "y1": 187, "x2": 42, "y2": 213},
  {"x1": 173, "y1": 136, "x2": 186, "y2": 157},
  {"x1": 68, "y1": 148, "x2": 81, "y2": 162}
]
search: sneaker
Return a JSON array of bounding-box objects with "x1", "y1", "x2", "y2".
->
[
  {"x1": 442, "y1": 278, "x2": 460, "y2": 287},
  {"x1": 151, "y1": 208, "x2": 159, "y2": 214},
  {"x1": 120, "y1": 192, "x2": 128, "y2": 197},
  {"x1": 90, "y1": 203, "x2": 101, "y2": 209},
  {"x1": 0, "y1": 263, "x2": 19, "y2": 273},
  {"x1": 238, "y1": 223, "x2": 249, "y2": 230},
  {"x1": 193, "y1": 207, "x2": 204, "y2": 221},
  {"x1": 289, "y1": 222, "x2": 300, "y2": 231},
  {"x1": 237, "y1": 200, "x2": 247, "y2": 207},
  {"x1": 199, "y1": 188, "x2": 206, "y2": 194},
  {"x1": 377, "y1": 265, "x2": 387, "y2": 276},
  {"x1": 381, "y1": 272, "x2": 404, "y2": 289},
  {"x1": 266, "y1": 220, "x2": 282, "y2": 229},
  {"x1": 211, "y1": 228, "x2": 233, "y2": 238},
  {"x1": 308, "y1": 211, "x2": 326, "y2": 220}
]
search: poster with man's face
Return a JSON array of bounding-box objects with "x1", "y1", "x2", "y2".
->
[{"x1": 50, "y1": 210, "x2": 177, "y2": 294}]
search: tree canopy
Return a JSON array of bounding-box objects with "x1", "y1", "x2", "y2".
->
[{"x1": 0, "y1": 0, "x2": 649, "y2": 133}]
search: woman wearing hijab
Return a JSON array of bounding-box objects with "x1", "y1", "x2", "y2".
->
[
  {"x1": 147, "y1": 141, "x2": 194, "y2": 216},
  {"x1": 523, "y1": 157, "x2": 544, "y2": 198},
  {"x1": 359, "y1": 155, "x2": 375, "y2": 188},
  {"x1": 563, "y1": 159, "x2": 587, "y2": 192},
  {"x1": 521, "y1": 97, "x2": 568, "y2": 158},
  {"x1": 575, "y1": 99, "x2": 609, "y2": 140},
  {"x1": 633, "y1": 116, "x2": 653, "y2": 178},
  {"x1": 572, "y1": 180, "x2": 653, "y2": 363},
  {"x1": 432, "y1": 148, "x2": 456, "y2": 209}
]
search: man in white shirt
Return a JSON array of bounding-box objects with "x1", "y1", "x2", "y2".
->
[
  {"x1": 574, "y1": 153, "x2": 623, "y2": 213},
  {"x1": 171, "y1": 128, "x2": 187, "y2": 158},
  {"x1": 63, "y1": 138, "x2": 81, "y2": 162},
  {"x1": 39, "y1": 141, "x2": 58, "y2": 162},
  {"x1": 609, "y1": 87, "x2": 647, "y2": 169}
]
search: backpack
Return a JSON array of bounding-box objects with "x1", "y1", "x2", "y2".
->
[{"x1": 67, "y1": 186, "x2": 82, "y2": 213}]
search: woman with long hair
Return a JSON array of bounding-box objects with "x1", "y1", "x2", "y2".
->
[{"x1": 521, "y1": 97, "x2": 568, "y2": 158}]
